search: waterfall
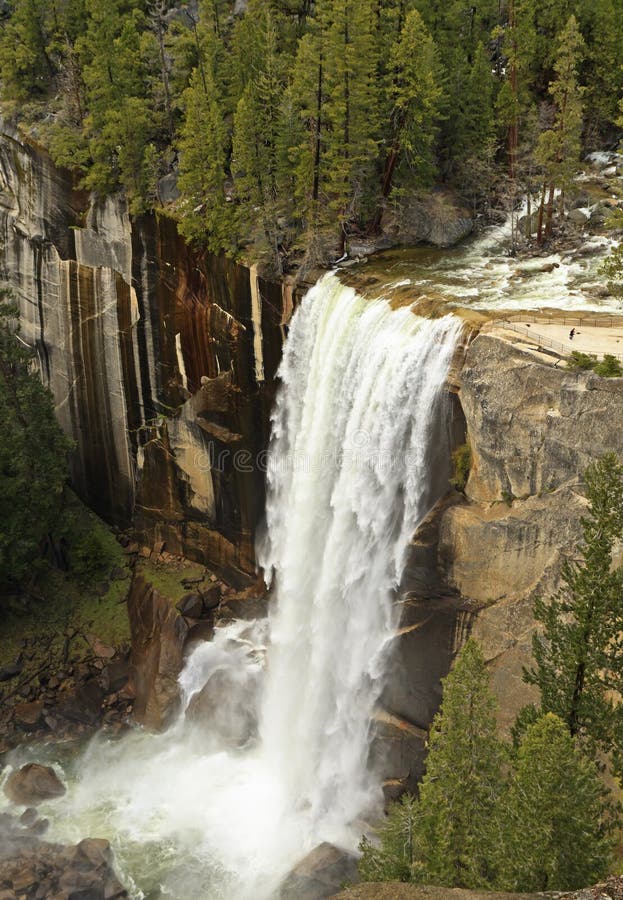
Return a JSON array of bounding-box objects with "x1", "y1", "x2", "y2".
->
[
  {"x1": 257, "y1": 273, "x2": 462, "y2": 842},
  {"x1": 27, "y1": 272, "x2": 462, "y2": 900}
]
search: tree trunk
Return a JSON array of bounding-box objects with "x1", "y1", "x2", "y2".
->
[
  {"x1": 544, "y1": 182, "x2": 556, "y2": 240},
  {"x1": 312, "y1": 59, "x2": 323, "y2": 204},
  {"x1": 508, "y1": 0, "x2": 518, "y2": 180},
  {"x1": 156, "y1": 21, "x2": 174, "y2": 140},
  {"x1": 371, "y1": 145, "x2": 399, "y2": 233},
  {"x1": 536, "y1": 182, "x2": 547, "y2": 245}
]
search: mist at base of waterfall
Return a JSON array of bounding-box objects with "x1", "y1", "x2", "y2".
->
[{"x1": 0, "y1": 274, "x2": 462, "y2": 900}]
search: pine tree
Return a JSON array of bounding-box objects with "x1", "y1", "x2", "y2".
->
[
  {"x1": 412, "y1": 639, "x2": 505, "y2": 889},
  {"x1": 320, "y1": 0, "x2": 380, "y2": 251},
  {"x1": 287, "y1": 0, "x2": 380, "y2": 251},
  {"x1": 522, "y1": 454, "x2": 623, "y2": 774},
  {"x1": 450, "y1": 41, "x2": 497, "y2": 207},
  {"x1": 576, "y1": 0, "x2": 623, "y2": 141},
  {"x1": 497, "y1": 713, "x2": 616, "y2": 892},
  {"x1": 74, "y1": 0, "x2": 159, "y2": 207},
  {"x1": 534, "y1": 15, "x2": 585, "y2": 241},
  {"x1": 177, "y1": 68, "x2": 237, "y2": 252},
  {"x1": 288, "y1": 30, "x2": 325, "y2": 233},
  {"x1": 414, "y1": 0, "x2": 498, "y2": 176},
  {"x1": 0, "y1": 296, "x2": 71, "y2": 588},
  {"x1": 374, "y1": 7, "x2": 441, "y2": 225},
  {"x1": 0, "y1": 0, "x2": 55, "y2": 99},
  {"x1": 358, "y1": 794, "x2": 419, "y2": 883},
  {"x1": 600, "y1": 242, "x2": 623, "y2": 304},
  {"x1": 231, "y1": 1, "x2": 288, "y2": 268},
  {"x1": 495, "y1": 0, "x2": 538, "y2": 181}
]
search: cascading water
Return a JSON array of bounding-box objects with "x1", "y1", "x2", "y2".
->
[
  {"x1": 257, "y1": 273, "x2": 462, "y2": 844},
  {"x1": 1, "y1": 273, "x2": 462, "y2": 899}
]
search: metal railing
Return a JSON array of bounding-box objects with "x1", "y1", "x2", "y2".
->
[{"x1": 504, "y1": 312, "x2": 623, "y2": 328}]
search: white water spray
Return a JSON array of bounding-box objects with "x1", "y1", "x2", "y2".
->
[{"x1": 1, "y1": 273, "x2": 462, "y2": 899}]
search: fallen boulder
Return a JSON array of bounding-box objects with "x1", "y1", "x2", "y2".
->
[
  {"x1": 4, "y1": 763, "x2": 66, "y2": 806},
  {"x1": 280, "y1": 842, "x2": 359, "y2": 900}
]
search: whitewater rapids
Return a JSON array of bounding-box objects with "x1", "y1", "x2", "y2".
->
[{"x1": 1, "y1": 274, "x2": 462, "y2": 899}]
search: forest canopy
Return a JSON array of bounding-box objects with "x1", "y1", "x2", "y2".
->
[{"x1": 0, "y1": 0, "x2": 622, "y2": 270}]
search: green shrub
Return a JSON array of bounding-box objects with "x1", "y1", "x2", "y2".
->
[
  {"x1": 566, "y1": 350, "x2": 597, "y2": 371},
  {"x1": 450, "y1": 442, "x2": 471, "y2": 492},
  {"x1": 593, "y1": 354, "x2": 623, "y2": 377}
]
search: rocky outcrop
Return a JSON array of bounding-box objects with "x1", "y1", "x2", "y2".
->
[
  {"x1": 439, "y1": 332, "x2": 623, "y2": 732},
  {"x1": 127, "y1": 572, "x2": 188, "y2": 731},
  {"x1": 332, "y1": 881, "x2": 623, "y2": 900},
  {"x1": 333, "y1": 877, "x2": 623, "y2": 899},
  {"x1": 0, "y1": 821, "x2": 127, "y2": 899},
  {"x1": 0, "y1": 123, "x2": 289, "y2": 579},
  {"x1": 332, "y1": 887, "x2": 541, "y2": 900},
  {"x1": 456, "y1": 332, "x2": 623, "y2": 504},
  {"x1": 281, "y1": 843, "x2": 359, "y2": 900},
  {"x1": 380, "y1": 190, "x2": 473, "y2": 248}
]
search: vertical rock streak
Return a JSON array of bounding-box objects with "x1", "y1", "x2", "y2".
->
[{"x1": 257, "y1": 272, "x2": 463, "y2": 840}]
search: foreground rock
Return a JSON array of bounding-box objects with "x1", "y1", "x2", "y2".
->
[
  {"x1": 281, "y1": 843, "x2": 359, "y2": 900},
  {"x1": 3, "y1": 764, "x2": 66, "y2": 806},
  {"x1": 0, "y1": 822, "x2": 127, "y2": 899},
  {"x1": 332, "y1": 888, "x2": 539, "y2": 899},
  {"x1": 332, "y1": 875, "x2": 623, "y2": 898}
]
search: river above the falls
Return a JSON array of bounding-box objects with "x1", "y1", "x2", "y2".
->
[{"x1": 346, "y1": 221, "x2": 621, "y2": 315}]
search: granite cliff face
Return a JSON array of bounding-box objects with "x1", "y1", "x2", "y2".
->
[
  {"x1": 438, "y1": 331, "x2": 623, "y2": 731},
  {"x1": 0, "y1": 123, "x2": 290, "y2": 580}
]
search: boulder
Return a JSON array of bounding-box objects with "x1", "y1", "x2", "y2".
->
[
  {"x1": 381, "y1": 190, "x2": 473, "y2": 248},
  {"x1": 219, "y1": 586, "x2": 269, "y2": 620},
  {"x1": 517, "y1": 213, "x2": 538, "y2": 235},
  {"x1": 185, "y1": 668, "x2": 258, "y2": 747},
  {"x1": 0, "y1": 822, "x2": 127, "y2": 899},
  {"x1": 157, "y1": 171, "x2": 179, "y2": 204},
  {"x1": 75, "y1": 838, "x2": 113, "y2": 868},
  {"x1": 13, "y1": 701, "x2": 44, "y2": 728},
  {"x1": 87, "y1": 637, "x2": 116, "y2": 660},
  {"x1": 176, "y1": 592, "x2": 204, "y2": 618},
  {"x1": 58, "y1": 679, "x2": 106, "y2": 725},
  {"x1": 102, "y1": 660, "x2": 130, "y2": 694},
  {"x1": 19, "y1": 808, "x2": 38, "y2": 827},
  {"x1": 568, "y1": 207, "x2": 590, "y2": 226},
  {"x1": 0, "y1": 659, "x2": 23, "y2": 682},
  {"x1": 199, "y1": 583, "x2": 222, "y2": 610},
  {"x1": 280, "y1": 843, "x2": 359, "y2": 900},
  {"x1": 4, "y1": 764, "x2": 66, "y2": 806}
]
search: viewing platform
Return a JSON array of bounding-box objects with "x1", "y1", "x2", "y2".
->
[{"x1": 486, "y1": 312, "x2": 623, "y2": 365}]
